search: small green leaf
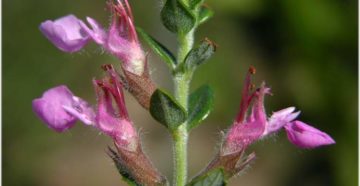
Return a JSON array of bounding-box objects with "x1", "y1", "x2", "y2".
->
[
  {"x1": 187, "y1": 85, "x2": 214, "y2": 131},
  {"x1": 107, "y1": 147, "x2": 140, "y2": 186},
  {"x1": 198, "y1": 5, "x2": 214, "y2": 24},
  {"x1": 187, "y1": 169, "x2": 226, "y2": 186},
  {"x1": 189, "y1": 0, "x2": 204, "y2": 9},
  {"x1": 161, "y1": 0, "x2": 196, "y2": 34},
  {"x1": 137, "y1": 27, "x2": 177, "y2": 68},
  {"x1": 183, "y1": 38, "x2": 216, "y2": 71},
  {"x1": 150, "y1": 89, "x2": 187, "y2": 130}
]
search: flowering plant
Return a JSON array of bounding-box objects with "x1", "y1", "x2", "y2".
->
[{"x1": 33, "y1": 0, "x2": 335, "y2": 185}]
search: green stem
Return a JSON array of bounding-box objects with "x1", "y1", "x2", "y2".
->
[
  {"x1": 172, "y1": 29, "x2": 194, "y2": 186},
  {"x1": 172, "y1": 119, "x2": 188, "y2": 186},
  {"x1": 177, "y1": 30, "x2": 194, "y2": 64}
]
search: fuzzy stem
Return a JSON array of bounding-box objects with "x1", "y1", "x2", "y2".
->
[
  {"x1": 172, "y1": 29, "x2": 194, "y2": 186},
  {"x1": 177, "y1": 30, "x2": 194, "y2": 64}
]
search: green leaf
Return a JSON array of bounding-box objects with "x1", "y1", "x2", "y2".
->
[
  {"x1": 150, "y1": 89, "x2": 187, "y2": 130},
  {"x1": 187, "y1": 169, "x2": 226, "y2": 186},
  {"x1": 198, "y1": 5, "x2": 214, "y2": 24},
  {"x1": 187, "y1": 85, "x2": 214, "y2": 131},
  {"x1": 136, "y1": 27, "x2": 177, "y2": 68},
  {"x1": 161, "y1": 0, "x2": 196, "y2": 34},
  {"x1": 183, "y1": 38, "x2": 216, "y2": 71},
  {"x1": 189, "y1": 0, "x2": 204, "y2": 9},
  {"x1": 107, "y1": 147, "x2": 140, "y2": 186}
]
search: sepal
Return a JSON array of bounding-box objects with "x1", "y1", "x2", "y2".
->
[
  {"x1": 122, "y1": 61, "x2": 157, "y2": 110},
  {"x1": 107, "y1": 147, "x2": 140, "y2": 186},
  {"x1": 107, "y1": 146, "x2": 168, "y2": 186},
  {"x1": 189, "y1": 150, "x2": 256, "y2": 185}
]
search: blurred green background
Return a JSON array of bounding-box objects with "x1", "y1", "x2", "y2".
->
[{"x1": 3, "y1": 0, "x2": 357, "y2": 185}]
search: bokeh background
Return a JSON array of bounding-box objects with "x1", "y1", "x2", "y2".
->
[{"x1": 3, "y1": 0, "x2": 358, "y2": 185}]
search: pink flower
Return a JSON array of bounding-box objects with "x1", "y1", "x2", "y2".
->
[
  {"x1": 39, "y1": 1, "x2": 145, "y2": 75},
  {"x1": 39, "y1": 15, "x2": 90, "y2": 52},
  {"x1": 80, "y1": 0, "x2": 145, "y2": 75},
  {"x1": 223, "y1": 67, "x2": 335, "y2": 154},
  {"x1": 32, "y1": 64, "x2": 138, "y2": 151}
]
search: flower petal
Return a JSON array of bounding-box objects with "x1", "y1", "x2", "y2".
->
[
  {"x1": 285, "y1": 121, "x2": 335, "y2": 148},
  {"x1": 79, "y1": 17, "x2": 107, "y2": 45},
  {"x1": 264, "y1": 107, "x2": 300, "y2": 135},
  {"x1": 63, "y1": 96, "x2": 96, "y2": 125},
  {"x1": 106, "y1": 24, "x2": 133, "y2": 59},
  {"x1": 32, "y1": 85, "x2": 77, "y2": 132},
  {"x1": 40, "y1": 14, "x2": 90, "y2": 52}
]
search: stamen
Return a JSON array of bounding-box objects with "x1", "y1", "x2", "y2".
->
[
  {"x1": 96, "y1": 81, "x2": 105, "y2": 87},
  {"x1": 249, "y1": 66, "x2": 256, "y2": 74},
  {"x1": 127, "y1": 17, "x2": 139, "y2": 43},
  {"x1": 102, "y1": 65, "x2": 129, "y2": 119},
  {"x1": 250, "y1": 84, "x2": 255, "y2": 90},
  {"x1": 122, "y1": 0, "x2": 134, "y2": 21},
  {"x1": 236, "y1": 66, "x2": 257, "y2": 123},
  {"x1": 101, "y1": 64, "x2": 114, "y2": 71}
]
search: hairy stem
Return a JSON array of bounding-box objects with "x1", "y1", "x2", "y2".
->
[{"x1": 172, "y1": 29, "x2": 194, "y2": 186}]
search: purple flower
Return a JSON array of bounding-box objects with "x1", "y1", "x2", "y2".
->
[
  {"x1": 39, "y1": 1, "x2": 146, "y2": 75},
  {"x1": 223, "y1": 67, "x2": 335, "y2": 154},
  {"x1": 285, "y1": 121, "x2": 335, "y2": 148},
  {"x1": 32, "y1": 65, "x2": 138, "y2": 151},
  {"x1": 80, "y1": 0, "x2": 145, "y2": 75},
  {"x1": 223, "y1": 67, "x2": 267, "y2": 154},
  {"x1": 39, "y1": 14, "x2": 90, "y2": 52},
  {"x1": 32, "y1": 85, "x2": 94, "y2": 132}
]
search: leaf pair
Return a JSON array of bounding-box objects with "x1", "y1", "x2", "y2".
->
[
  {"x1": 138, "y1": 28, "x2": 216, "y2": 73},
  {"x1": 149, "y1": 85, "x2": 214, "y2": 132}
]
